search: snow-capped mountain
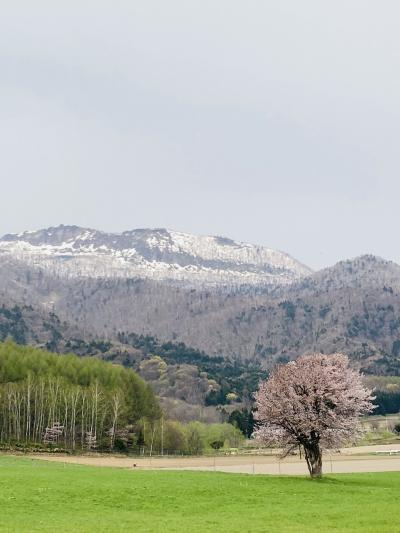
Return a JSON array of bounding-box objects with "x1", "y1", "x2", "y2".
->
[{"x1": 0, "y1": 225, "x2": 311, "y2": 287}]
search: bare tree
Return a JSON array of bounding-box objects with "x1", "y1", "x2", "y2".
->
[
  {"x1": 253, "y1": 353, "x2": 374, "y2": 478},
  {"x1": 109, "y1": 391, "x2": 122, "y2": 450}
]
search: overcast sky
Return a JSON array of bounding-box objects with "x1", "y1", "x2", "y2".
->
[{"x1": 1, "y1": 1, "x2": 399, "y2": 269}]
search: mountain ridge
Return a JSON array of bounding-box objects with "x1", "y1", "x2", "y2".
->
[{"x1": 0, "y1": 225, "x2": 312, "y2": 288}]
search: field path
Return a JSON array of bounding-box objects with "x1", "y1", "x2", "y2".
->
[{"x1": 22, "y1": 444, "x2": 400, "y2": 475}]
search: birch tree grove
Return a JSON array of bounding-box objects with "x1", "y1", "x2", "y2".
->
[
  {"x1": 0, "y1": 341, "x2": 160, "y2": 451},
  {"x1": 253, "y1": 353, "x2": 375, "y2": 478}
]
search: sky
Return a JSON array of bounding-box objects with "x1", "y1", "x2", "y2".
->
[{"x1": 1, "y1": 1, "x2": 399, "y2": 270}]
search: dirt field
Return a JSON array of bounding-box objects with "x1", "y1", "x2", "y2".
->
[{"x1": 25, "y1": 444, "x2": 400, "y2": 475}]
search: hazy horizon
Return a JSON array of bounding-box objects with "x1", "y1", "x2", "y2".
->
[{"x1": 2, "y1": 1, "x2": 400, "y2": 269}]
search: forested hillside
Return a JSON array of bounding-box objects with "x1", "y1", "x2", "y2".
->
[
  {"x1": 0, "y1": 341, "x2": 160, "y2": 451},
  {"x1": 0, "y1": 341, "x2": 247, "y2": 453},
  {"x1": 0, "y1": 303, "x2": 265, "y2": 416},
  {"x1": 2, "y1": 248, "x2": 400, "y2": 375}
]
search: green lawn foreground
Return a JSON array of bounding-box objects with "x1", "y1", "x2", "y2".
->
[{"x1": 0, "y1": 456, "x2": 399, "y2": 532}]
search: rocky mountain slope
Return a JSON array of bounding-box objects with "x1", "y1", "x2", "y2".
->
[{"x1": 0, "y1": 225, "x2": 311, "y2": 288}]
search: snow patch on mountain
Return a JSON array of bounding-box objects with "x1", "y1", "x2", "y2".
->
[{"x1": 0, "y1": 225, "x2": 312, "y2": 287}]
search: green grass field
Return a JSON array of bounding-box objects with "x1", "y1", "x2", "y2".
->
[{"x1": 0, "y1": 456, "x2": 399, "y2": 532}]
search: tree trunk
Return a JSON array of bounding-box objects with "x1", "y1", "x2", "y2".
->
[{"x1": 303, "y1": 442, "x2": 322, "y2": 478}]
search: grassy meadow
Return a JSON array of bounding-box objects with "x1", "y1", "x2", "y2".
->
[{"x1": 0, "y1": 456, "x2": 399, "y2": 532}]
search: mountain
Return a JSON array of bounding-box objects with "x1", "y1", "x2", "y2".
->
[
  {"x1": 0, "y1": 225, "x2": 311, "y2": 288},
  {"x1": 96, "y1": 255, "x2": 400, "y2": 375},
  {"x1": 208, "y1": 255, "x2": 400, "y2": 374},
  {"x1": 1, "y1": 225, "x2": 400, "y2": 377}
]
